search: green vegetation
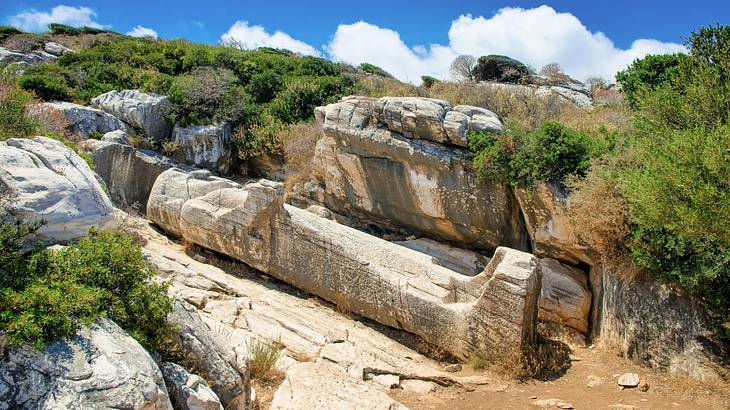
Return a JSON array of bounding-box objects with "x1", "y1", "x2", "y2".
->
[
  {"x1": 615, "y1": 53, "x2": 686, "y2": 107},
  {"x1": 246, "y1": 337, "x2": 283, "y2": 378},
  {"x1": 0, "y1": 82, "x2": 38, "y2": 140},
  {"x1": 0, "y1": 25, "x2": 22, "y2": 41},
  {"x1": 0, "y1": 211, "x2": 174, "y2": 350},
  {"x1": 48, "y1": 23, "x2": 114, "y2": 36},
  {"x1": 16, "y1": 36, "x2": 358, "y2": 159},
  {"x1": 358, "y1": 62, "x2": 392, "y2": 78},
  {"x1": 472, "y1": 55, "x2": 529, "y2": 83},
  {"x1": 421, "y1": 75, "x2": 438, "y2": 88}
]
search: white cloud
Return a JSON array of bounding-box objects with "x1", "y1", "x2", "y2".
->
[
  {"x1": 7, "y1": 5, "x2": 106, "y2": 32},
  {"x1": 326, "y1": 6, "x2": 686, "y2": 82},
  {"x1": 127, "y1": 25, "x2": 158, "y2": 39},
  {"x1": 220, "y1": 21, "x2": 321, "y2": 57}
]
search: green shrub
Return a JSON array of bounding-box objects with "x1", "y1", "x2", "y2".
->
[
  {"x1": 421, "y1": 75, "x2": 438, "y2": 88},
  {"x1": 473, "y1": 55, "x2": 529, "y2": 83},
  {"x1": 0, "y1": 25, "x2": 22, "y2": 41},
  {"x1": 0, "y1": 82, "x2": 39, "y2": 140},
  {"x1": 246, "y1": 337, "x2": 282, "y2": 378},
  {"x1": 246, "y1": 70, "x2": 283, "y2": 103},
  {"x1": 18, "y1": 75, "x2": 71, "y2": 101},
  {"x1": 358, "y1": 62, "x2": 392, "y2": 78},
  {"x1": 615, "y1": 53, "x2": 686, "y2": 107},
  {"x1": 48, "y1": 23, "x2": 111, "y2": 36}
]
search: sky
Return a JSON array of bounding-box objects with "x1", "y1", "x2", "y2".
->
[{"x1": 3, "y1": 1, "x2": 729, "y2": 82}]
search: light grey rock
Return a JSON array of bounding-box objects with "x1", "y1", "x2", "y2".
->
[
  {"x1": 161, "y1": 362, "x2": 224, "y2": 410},
  {"x1": 168, "y1": 300, "x2": 251, "y2": 409},
  {"x1": 92, "y1": 90, "x2": 172, "y2": 141},
  {"x1": 270, "y1": 361, "x2": 408, "y2": 410},
  {"x1": 28, "y1": 101, "x2": 131, "y2": 138},
  {"x1": 101, "y1": 129, "x2": 130, "y2": 144},
  {"x1": 84, "y1": 140, "x2": 177, "y2": 211},
  {"x1": 0, "y1": 318, "x2": 172, "y2": 410},
  {"x1": 478, "y1": 81, "x2": 593, "y2": 109},
  {"x1": 314, "y1": 96, "x2": 526, "y2": 252},
  {"x1": 395, "y1": 237, "x2": 490, "y2": 276},
  {"x1": 172, "y1": 123, "x2": 231, "y2": 172},
  {"x1": 0, "y1": 137, "x2": 116, "y2": 244},
  {"x1": 617, "y1": 372, "x2": 640, "y2": 388},
  {"x1": 531, "y1": 398, "x2": 573, "y2": 408},
  {"x1": 43, "y1": 42, "x2": 73, "y2": 56},
  {"x1": 0, "y1": 47, "x2": 56, "y2": 67},
  {"x1": 149, "y1": 171, "x2": 542, "y2": 361},
  {"x1": 538, "y1": 258, "x2": 592, "y2": 334},
  {"x1": 586, "y1": 374, "x2": 604, "y2": 388}
]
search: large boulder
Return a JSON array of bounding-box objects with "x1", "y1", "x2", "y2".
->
[
  {"x1": 538, "y1": 258, "x2": 592, "y2": 334},
  {"x1": 313, "y1": 96, "x2": 526, "y2": 252},
  {"x1": 28, "y1": 101, "x2": 131, "y2": 138},
  {"x1": 0, "y1": 47, "x2": 56, "y2": 67},
  {"x1": 160, "y1": 362, "x2": 223, "y2": 410},
  {"x1": 171, "y1": 123, "x2": 231, "y2": 173},
  {"x1": 395, "y1": 237, "x2": 489, "y2": 276},
  {"x1": 91, "y1": 90, "x2": 172, "y2": 141},
  {"x1": 0, "y1": 318, "x2": 172, "y2": 409},
  {"x1": 83, "y1": 140, "x2": 176, "y2": 211},
  {"x1": 0, "y1": 137, "x2": 115, "y2": 244},
  {"x1": 43, "y1": 42, "x2": 73, "y2": 56}
]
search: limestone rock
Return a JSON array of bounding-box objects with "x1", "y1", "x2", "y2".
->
[
  {"x1": 531, "y1": 398, "x2": 573, "y2": 408},
  {"x1": 314, "y1": 96, "x2": 525, "y2": 251},
  {"x1": 101, "y1": 129, "x2": 130, "y2": 144},
  {"x1": 395, "y1": 237, "x2": 490, "y2": 276},
  {"x1": 617, "y1": 372, "x2": 640, "y2": 388},
  {"x1": 28, "y1": 101, "x2": 131, "y2": 138},
  {"x1": 168, "y1": 300, "x2": 251, "y2": 409},
  {"x1": 538, "y1": 258, "x2": 591, "y2": 333},
  {"x1": 514, "y1": 182, "x2": 594, "y2": 265},
  {"x1": 85, "y1": 141, "x2": 176, "y2": 211},
  {"x1": 149, "y1": 171, "x2": 541, "y2": 361},
  {"x1": 43, "y1": 42, "x2": 73, "y2": 56},
  {"x1": 172, "y1": 123, "x2": 231, "y2": 172},
  {"x1": 0, "y1": 318, "x2": 172, "y2": 409},
  {"x1": 0, "y1": 47, "x2": 56, "y2": 67},
  {"x1": 92, "y1": 90, "x2": 172, "y2": 141},
  {"x1": 477, "y1": 81, "x2": 593, "y2": 109},
  {"x1": 586, "y1": 375, "x2": 604, "y2": 388},
  {"x1": 161, "y1": 362, "x2": 224, "y2": 410},
  {"x1": 270, "y1": 361, "x2": 408, "y2": 410},
  {"x1": 0, "y1": 137, "x2": 116, "y2": 244}
]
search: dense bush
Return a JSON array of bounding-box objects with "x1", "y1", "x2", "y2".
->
[
  {"x1": 48, "y1": 23, "x2": 112, "y2": 36},
  {"x1": 18, "y1": 74, "x2": 72, "y2": 101},
  {"x1": 0, "y1": 25, "x2": 22, "y2": 41},
  {"x1": 473, "y1": 55, "x2": 529, "y2": 83},
  {"x1": 358, "y1": 62, "x2": 392, "y2": 78},
  {"x1": 0, "y1": 82, "x2": 38, "y2": 140},
  {"x1": 615, "y1": 53, "x2": 686, "y2": 107},
  {"x1": 421, "y1": 75, "x2": 438, "y2": 88},
  {"x1": 470, "y1": 121, "x2": 608, "y2": 187}
]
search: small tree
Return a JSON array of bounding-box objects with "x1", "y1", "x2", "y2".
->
[
  {"x1": 540, "y1": 63, "x2": 569, "y2": 81},
  {"x1": 421, "y1": 75, "x2": 438, "y2": 88},
  {"x1": 450, "y1": 55, "x2": 476, "y2": 82}
]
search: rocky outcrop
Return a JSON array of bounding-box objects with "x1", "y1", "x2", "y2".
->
[
  {"x1": 82, "y1": 140, "x2": 176, "y2": 211},
  {"x1": 0, "y1": 47, "x2": 56, "y2": 67},
  {"x1": 270, "y1": 361, "x2": 407, "y2": 410},
  {"x1": 313, "y1": 96, "x2": 527, "y2": 251},
  {"x1": 596, "y1": 267, "x2": 729, "y2": 381},
  {"x1": 0, "y1": 137, "x2": 115, "y2": 243},
  {"x1": 515, "y1": 182, "x2": 594, "y2": 266},
  {"x1": 395, "y1": 237, "x2": 489, "y2": 276},
  {"x1": 0, "y1": 318, "x2": 172, "y2": 409},
  {"x1": 101, "y1": 129, "x2": 130, "y2": 144},
  {"x1": 160, "y1": 362, "x2": 224, "y2": 410},
  {"x1": 168, "y1": 300, "x2": 251, "y2": 409},
  {"x1": 539, "y1": 258, "x2": 591, "y2": 334},
  {"x1": 478, "y1": 79, "x2": 593, "y2": 109},
  {"x1": 43, "y1": 42, "x2": 73, "y2": 56},
  {"x1": 91, "y1": 90, "x2": 172, "y2": 141},
  {"x1": 172, "y1": 123, "x2": 231, "y2": 173},
  {"x1": 28, "y1": 101, "x2": 131, "y2": 138},
  {"x1": 148, "y1": 170, "x2": 541, "y2": 361}
]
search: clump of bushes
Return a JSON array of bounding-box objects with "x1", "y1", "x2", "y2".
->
[
  {"x1": 0, "y1": 82, "x2": 39, "y2": 140},
  {"x1": 48, "y1": 23, "x2": 113, "y2": 36},
  {"x1": 0, "y1": 25, "x2": 22, "y2": 41},
  {"x1": 473, "y1": 55, "x2": 529, "y2": 83},
  {"x1": 358, "y1": 62, "x2": 392, "y2": 78},
  {"x1": 0, "y1": 205, "x2": 174, "y2": 350},
  {"x1": 615, "y1": 53, "x2": 686, "y2": 107}
]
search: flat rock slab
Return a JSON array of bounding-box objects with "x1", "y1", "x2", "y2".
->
[{"x1": 617, "y1": 372, "x2": 640, "y2": 387}]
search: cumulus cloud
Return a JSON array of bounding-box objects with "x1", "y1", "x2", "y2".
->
[
  {"x1": 326, "y1": 6, "x2": 686, "y2": 82},
  {"x1": 7, "y1": 5, "x2": 106, "y2": 32},
  {"x1": 127, "y1": 25, "x2": 158, "y2": 39},
  {"x1": 221, "y1": 21, "x2": 321, "y2": 57}
]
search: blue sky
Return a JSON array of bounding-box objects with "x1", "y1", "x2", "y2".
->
[{"x1": 3, "y1": 1, "x2": 729, "y2": 81}]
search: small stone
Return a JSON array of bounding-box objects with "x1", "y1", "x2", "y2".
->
[
  {"x1": 610, "y1": 405, "x2": 638, "y2": 410},
  {"x1": 444, "y1": 364, "x2": 462, "y2": 373},
  {"x1": 639, "y1": 382, "x2": 650, "y2": 392},
  {"x1": 531, "y1": 398, "x2": 573, "y2": 408},
  {"x1": 618, "y1": 373, "x2": 640, "y2": 388},
  {"x1": 586, "y1": 375, "x2": 604, "y2": 388},
  {"x1": 372, "y1": 374, "x2": 400, "y2": 389},
  {"x1": 401, "y1": 380, "x2": 437, "y2": 394},
  {"x1": 530, "y1": 395, "x2": 538, "y2": 399},
  {"x1": 193, "y1": 254, "x2": 208, "y2": 264}
]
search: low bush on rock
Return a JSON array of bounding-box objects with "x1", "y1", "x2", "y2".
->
[
  {"x1": 0, "y1": 82, "x2": 38, "y2": 140},
  {"x1": 473, "y1": 55, "x2": 530, "y2": 83}
]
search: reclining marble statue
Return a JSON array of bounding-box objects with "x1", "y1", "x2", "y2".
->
[{"x1": 148, "y1": 168, "x2": 542, "y2": 360}]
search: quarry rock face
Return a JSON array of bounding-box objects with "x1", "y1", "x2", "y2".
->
[
  {"x1": 148, "y1": 169, "x2": 542, "y2": 361},
  {"x1": 538, "y1": 258, "x2": 592, "y2": 334},
  {"x1": 0, "y1": 137, "x2": 116, "y2": 244},
  {"x1": 0, "y1": 319, "x2": 172, "y2": 410},
  {"x1": 92, "y1": 89, "x2": 173, "y2": 141},
  {"x1": 172, "y1": 122, "x2": 231, "y2": 173},
  {"x1": 313, "y1": 96, "x2": 527, "y2": 251},
  {"x1": 28, "y1": 101, "x2": 131, "y2": 138},
  {"x1": 0, "y1": 46, "x2": 56, "y2": 67}
]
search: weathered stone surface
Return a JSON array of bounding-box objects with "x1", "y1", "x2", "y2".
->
[
  {"x1": 160, "y1": 362, "x2": 224, "y2": 410},
  {"x1": 597, "y1": 267, "x2": 729, "y2": 381},
  {"x1": 270, "y1": 361, "x2": 408, "y2": 410},
  {"x1": 84, "y1": 141, "x2": 176, "y2": 211},
  {"x1": 539, "y1": 258, "x2": 591, "y2": 334},
  {"x1": 168, "y1": 300, "x2": 251, "y2": 409},
  {"x1": 101, "y1": 129, "x2": 130, "y2": 144},
  {"x1": 515, "y1": 182, "x2": 593, "y2": 265},
  {"x1": 92, "y1": 89, "x2": 172, "y2": 141},
  {"x1": 0, "y1": 47, "x2": 56, "y2": 67},
  {"x1": 617, "y1": 372, "x2": 640, "y2": 387},
  {"x1": 147, "y1": 168, "x2": 241, "y2": 237},
  {"x1": 0, "y1": 137, "x2": 115, "y2": 244},
  {"x1": 314, "y1": 96, "x2": 526, "y2": 251},
  {"x1": 395, "y1": 237, "x2": 490, "y2": 276},
  {"x1": 148, "y1": 171, "x2": 541, "y2": 361},
  {"x1": 172, "y1": 123, "x2": 231, "y2": 172},
  {"x1": 43, "y1": 41, "x2": 73, "y2": 56},
  {"x1": 0, "y1": 318, "x2": 172, "y2": 410},
  {"x1": 28, "y1": 101, "x2": 131, "y2": 138},
  {"x1": 478, "y1": 80, "x2": 593, "y2": 109}
]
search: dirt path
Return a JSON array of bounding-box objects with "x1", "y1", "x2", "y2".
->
[{"x1": 390, "y1": 347, "x2": 729, "y2": 410}]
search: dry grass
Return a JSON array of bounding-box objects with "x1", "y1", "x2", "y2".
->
[
  {"x1": 490, "y1": 337, "x2": 572, "y2": 381},
  {"x1": 333, "y1": 291, "x2": 352, "y2": 316},
  {"x1": 279, "y1": 121, "x2": 324, "y2": 192},
  {"x1": 246, "y1": 337, "x2": 284, "y2": 379}
]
